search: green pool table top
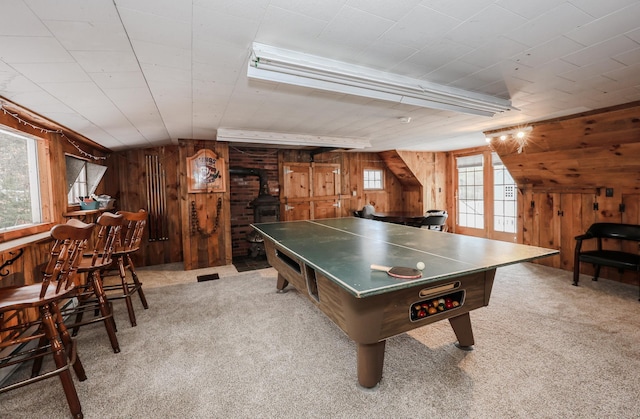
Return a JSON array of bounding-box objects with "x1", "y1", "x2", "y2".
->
[{"x1": 252, "y1": 217, "x2": 558, "y2": 298}]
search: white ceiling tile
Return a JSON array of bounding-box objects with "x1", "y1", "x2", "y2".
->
[
  {"x1": 2, "y1": 90, "x2": 74, "y2": 114},
  {"x1": 318, "y1": 5, "x2": 395, "y2": 53},
  {"x1": 613, "y1": 47, "x2": 640, "y2": 66},
  {"x1": 131, "y1": 40, "x2": 191, "y2": 70},
  {"x1": 0, "y1": 37, "x2": 73, "y2": 63},
  {"x1": 89, "y1": 72, "x2": 148, "y2": 90},
  {"x1": 0, "y1": 72, "x2": 42, "y2": 95},
  {"x1": 505, "y1": 2, "x2": 593, "y2": 48},
  {"x1": 424, "y1": 60, "x2": 484, "y2": 86},
  {"x1": 398, "y1": 38, "x2": 473, "y2": 77},
  {"x1": 459, "y1": 37, "x2": 529, "y2": 69},
  {"x1": 454, "y1": 65, "x2": 512, "y2": 92},
  {"x1": 512, "y1": 36, "x2": 585, "y2": 68},
  {"x1": 39, "y1": 81, "x2": 115, "y2": 111},
  {"x1": 194, "y1": 0, "x2": 270, "y2": 22},
  {"x1": 569, "y1": 0, "x2": 638, "y2": 18},
  {"x1": 0, "y1": 1, "x2": 49, "y2": 36},
  {"x1": 10, "y1": 62, "x2": 91, "y2": 83},
  {"x1": 118, "y1": 8, "x2": 191, "y2": 50},
  {"x1": 626, "y1": 28, "x2": 640, "y2": 43},
  {"x1": 565, "y1": 2, "x2": 640, "y2": 45},
  {"x1": 25, "y1": 0, "x2": 120, "y2": 22},
  {"x1": 382, "y1": 5, "x2": 461, "y2": 50},
  {"x1": 560, "y1": 59, "x2": 625, "y2": 82},
  {"x1": 255, "y1": 6, "x2": 327, "y2": 50},
  {"x1": 71, "y1": 51, "x2": 140, "y2": 73},
  {"x1": 602, "y1": 62, "x2": 640, "y2": 83},
  {"x1": 445, "y1": 4, "x2": 527, "y2": 48},
  {"x1": 268, "y1": 0, "x2": 347, "y2": 22},
  {"x1": 346, "y1": 0, "x2": 422, "y2": 21},
  {"x1": 43, "y1": 20, "x2": 131, "y2": 51},
  {"x1": 561, "y1": 36, "x2": 640, "y2": 66},
  {"x1": 114, "y1": 0, "x2": 193, "y2": 22},
  {"x1": 141, "y1": 64, "x2": 191, "y2": 87},
  {"x1": 355, "y1": 39, "x2": 418, "y2": 72},
  {"x1": 192, "y1": 6, "x2": 258, "y2": 49},
  {"x1": 497, "y1": 0, "x2": 565, "y2": 19},
  {"x1": 421, "y1": 0, "x2": 495, "y2": 21}
]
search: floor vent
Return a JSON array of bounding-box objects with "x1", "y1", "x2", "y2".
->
[{"x1": 196, "y1": 273, "x2": 220, "y2": 282}]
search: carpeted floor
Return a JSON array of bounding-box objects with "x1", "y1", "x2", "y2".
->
[{"x1": 2, "y1": 262, "x2": 639, "y2": 418}]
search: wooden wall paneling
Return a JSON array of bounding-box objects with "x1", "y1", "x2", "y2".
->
[
  {"x1": 179, "y1": 140, "x2": 231, "y2": 270},
  {"x1": 112, "y1": 147, "x2": 183, "y2": 266},
  {"x1": 620, "y1": 194, "x2": 640, "y2": 285},
  {"x1": 559, "y1": 194, "x2": 582, "y2": 271},
  {"x1": 493, "y1": 103, "x2": 640, "y2": 193},
  {"x1": 535, "y1": 103, "x2": 640, "y2": 151},
  {"x1": 622, "y1": 194, "x2": 640, "y2": 225},
  {"x1": 433, "y1": 152, "x2": 449, "y2": 212},
  {"x1": 537, "y1": 192, "x2": 561, "y2": 268}
]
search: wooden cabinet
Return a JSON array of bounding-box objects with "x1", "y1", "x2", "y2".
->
[{"x1": 281, "y1": 162, "x2": 341, "y2": 221}]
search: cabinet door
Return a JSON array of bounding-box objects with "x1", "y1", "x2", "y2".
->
[
  {"x1": 313, "y1": 200, "x2": 340, "y2": 219},
  {"x1": 282, "y1": 201, "x2": 311, "y2": 221},
  {"x1": 282, "y1": 164, "x2": 311, "y2": 199},
  {"x1": 312, "y1": 163, "x2": 341, "y2": 197},
  {"x1": 281, "y1": 162, "x2": 341, "y2": 221}
]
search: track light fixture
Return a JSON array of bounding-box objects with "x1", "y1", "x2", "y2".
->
[
  {"x1": 485, "y1": 126, "x2": 533, "y2": 153},
  {"x1": 248, "y1": 42, "x2": 517, "y2": 117}
]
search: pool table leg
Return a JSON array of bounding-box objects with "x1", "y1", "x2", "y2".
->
[
  {"x1": 276, "y1": 274, "x2": 289, "y2": 292},
  {"x1": 449, "y1": 312, "x2": 475, "y2": 350},
  {"x1": 357, "y1": 340, "x2": 386, "y2": 388}
]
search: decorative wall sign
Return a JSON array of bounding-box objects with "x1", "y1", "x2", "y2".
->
[{"x1": 187, "y1": 149, "x2": 226, "y2": 193}]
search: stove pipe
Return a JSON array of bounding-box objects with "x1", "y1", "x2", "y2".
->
[{"x1": 229, "y1": 167, "x2": 270, "y2": 196}]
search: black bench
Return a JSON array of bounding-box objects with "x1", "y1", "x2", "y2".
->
[{"x1": 573, "y1": 223, "x2": 640, "y2": 300}]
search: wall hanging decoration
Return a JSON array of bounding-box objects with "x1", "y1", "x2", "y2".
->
[{"x1": 187, "y1": 149, "x2": 226, "y2": 193}]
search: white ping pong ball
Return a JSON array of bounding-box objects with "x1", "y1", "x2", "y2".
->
[{"x1": 416, "y1": 261, "x2": 425, "y2": 270}]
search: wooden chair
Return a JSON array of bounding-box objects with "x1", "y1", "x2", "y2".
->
[
  {"x1": 101, "y1": 209, "x2": 149, "y2": 327},
  {"x1": 0, "y1": 220, "x2": 94, "y2": 419},
  {"x1": 66, "y1": 213, "x2": 123, "y2": 353}
]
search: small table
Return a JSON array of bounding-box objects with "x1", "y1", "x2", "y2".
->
[
  {"x1": 252, "y1": 218, "x2": 558, "y2": 388},
  {"x1": 63, "y1": 209, "x2": 105, "y2": 222},
  {"x1": 372, "y1": 212, "x2": 425, "y2": 227}
]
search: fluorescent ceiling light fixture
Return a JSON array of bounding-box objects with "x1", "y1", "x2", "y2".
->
[
  {"x1": 248, "y1": 42, "x2": 517, "y2": 117},
  {"x1": 217, "y1": 128, "x2": 371, "y2": 149}
]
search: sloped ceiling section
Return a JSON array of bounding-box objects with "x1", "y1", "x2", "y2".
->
[{"x1": 490, "y1": 102, "x2": 640, "y2": 192}]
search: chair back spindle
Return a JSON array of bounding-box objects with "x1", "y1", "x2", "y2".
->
[{"x1": 40, "y1": 221, "x2": 93, "y2": 299}]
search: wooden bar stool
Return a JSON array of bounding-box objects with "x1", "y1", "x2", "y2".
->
[
  {"x1": 65, "y1": 213, "x2": 123, "y2": 353},
  {"x1": 101, "y1": 209, "x2": 149, "y2": 327},
  {"x1": 0, "y1": 220, "x2": 94, "y2": 419}
]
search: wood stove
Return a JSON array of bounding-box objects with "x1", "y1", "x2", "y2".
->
[{"x1": 230, "y1": 167, "x2": 279, "y2": 257}]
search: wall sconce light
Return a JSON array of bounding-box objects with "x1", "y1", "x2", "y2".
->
[{"x1": 485, "y1": 126, "x2": 532, "y2": 153}]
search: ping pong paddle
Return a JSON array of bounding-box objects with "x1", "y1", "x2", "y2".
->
[{"x1": 370, "y1": 264, "x2": 422, "y2": 279}]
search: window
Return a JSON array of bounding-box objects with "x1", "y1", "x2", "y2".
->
[
  {"x1": 493, "y1": 153, "x2": 517, "y2": 234},
  {"x1": 0, "y1": 127, "x2": 43, "y2": 232},
  {"x1": 363, "y1": 169, "x2": 383, "y2": 190},
  {"x1": 456, "y1": 155, "x2": 484, "y2": 229},
  {"x1": 66, "y1": 155, "x2": 107, "y2": 204}
]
